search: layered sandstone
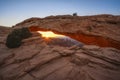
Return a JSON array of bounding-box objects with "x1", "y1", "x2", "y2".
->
[
  {"x1": 0, "y1": 32, "x2": 120, "y2": 80},
  {"x1": 0, "y1": 14, "x2": 120, "y2": 80},
  {"x1": 13, "y1": 14, "x2": 120, "y2": 49}
]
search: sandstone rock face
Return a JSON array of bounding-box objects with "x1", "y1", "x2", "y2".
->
[
  {"x1": 0, "y1": 26, "x2": 11, "y2": 44},
  {"x1": 0, "y1": 28, "x2": 120, "y2": 80},
  {"x1": 0, "y1": 14, "x2": 120, "y2": 80},
  {"x1": 13, "y1": 14, "x2": 120, "y2": 49}
]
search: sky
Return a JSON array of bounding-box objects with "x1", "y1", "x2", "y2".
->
[{"x1": 0, "y1": 0, "x2": 120, "y2": 27}]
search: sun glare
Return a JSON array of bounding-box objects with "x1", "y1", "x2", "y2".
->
[{"x1": 37, "y1": 31, "x2": 64, "y2": 38}]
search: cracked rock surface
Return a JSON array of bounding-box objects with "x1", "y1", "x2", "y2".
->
[{"x1": 0, "y1": 29, "x2": 120, "y2": 80}]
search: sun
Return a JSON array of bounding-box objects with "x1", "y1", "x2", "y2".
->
[{"x1": 37, "y1": 31, "x2": 64, "y2": 38}]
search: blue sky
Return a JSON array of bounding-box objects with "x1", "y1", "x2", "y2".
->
[{"x1": 0, "y1": 0, "x2": 120, "y2": 27}]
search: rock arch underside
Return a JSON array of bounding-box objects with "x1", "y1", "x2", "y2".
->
[
  {"x1": 0, "y1": 15, "x2": 120, "y2": 80},
  {"x1": 29, "y1": 26, "x2": 120, "y2": 50}
]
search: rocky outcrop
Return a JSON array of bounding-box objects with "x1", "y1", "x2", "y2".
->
[
  {"x1": 0, "y1": 14, "x2": 120, "y2": 80},
  {"x1": 0, "y1": 26, "x2": 11, "y2": 44},
  {"x1": 13, "y1": 14, "x2": 120, "y2": 49}
]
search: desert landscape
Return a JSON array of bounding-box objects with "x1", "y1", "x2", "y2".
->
[{"x1": 0, "y1": 14, "x2": 120, "y2": 80}]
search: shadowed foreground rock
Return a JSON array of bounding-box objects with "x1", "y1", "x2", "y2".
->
[
  {"x1": 5, "y1": 28, "x2": 32, "y2": 48},
  {"x1": 0, "y1": 32, "x2": 120, "y2": 80}
]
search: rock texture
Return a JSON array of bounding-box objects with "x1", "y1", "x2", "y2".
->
[
  {"x1": 0, "y1": 14, "x2": 120, "y2": 80},
  {"x1": 0, "y1": 26, "x2": 11, "y2": 44},
  {"x1": 0, "y1": 26, "x2": 120, "y2": 80},
  {"x1": 13, "y1": 14, "x2": 120, "y2": 49}
]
